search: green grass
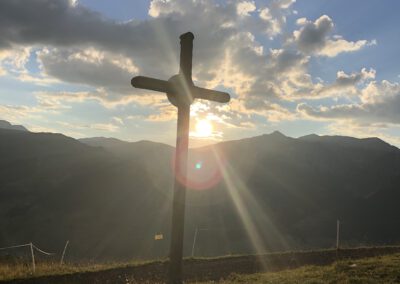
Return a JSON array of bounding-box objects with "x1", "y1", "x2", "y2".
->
[{"x1": 194, "y1": 253, "x2": 400, "y2": 283}]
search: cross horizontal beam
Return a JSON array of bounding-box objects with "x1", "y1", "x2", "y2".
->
[
  {"x1": 131, "y1": 76, "x2": 169, "y2": 93},
  {"x1": 131, "y1": 76, "x2": 230, "y2": 103}
]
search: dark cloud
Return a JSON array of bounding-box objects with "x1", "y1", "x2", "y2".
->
[
  {"x1": 294, "y1": 15, "x2": 334, "y2": 54},
  {"x1": 38, "y1": 48, "x2": 136, "y2": 93},
  {"x1": 269, "y1": 48, "x2": 306, "y2": 73},
  {"x1": 0, "y1": 0, "x2": 235, "y2": 78},
  {"x1": 293, "y1": 15, "x2": 372, "y2": 57},
  {"x1": 0, "y1": 0, "x2": 120, "y2": 48}
]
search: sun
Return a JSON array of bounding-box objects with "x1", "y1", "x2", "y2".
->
[{"x1": 195, "y1": 119, "x2": 213, "y2": 137}]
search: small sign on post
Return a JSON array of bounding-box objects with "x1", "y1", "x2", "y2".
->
[{"x1": 155, "y1": 234, "x2": 164, "y2": 241}]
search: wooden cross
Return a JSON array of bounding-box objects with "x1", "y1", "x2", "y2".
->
[{"x1": 131, "y1": 32, "x2": 230, "y2": 284}]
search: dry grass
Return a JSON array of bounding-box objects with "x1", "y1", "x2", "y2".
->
[
  {"x1": 0, "y1": 260, "x2": 157, "y2": 282},
  {"x1": 2, "y1": 248, "x2": 400, "y2": 283},
  {"x1": 193, "y1": 253, "x2": 400, "y2": 283}
]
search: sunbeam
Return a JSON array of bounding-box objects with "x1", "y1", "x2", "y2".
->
[{"x1": 210, "y1": 146, "x2": 292, "y2": 267}]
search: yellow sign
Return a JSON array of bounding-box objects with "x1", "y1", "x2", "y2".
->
[{"x1": 154, "y1": 234, "x2": 163, "y2": 240}]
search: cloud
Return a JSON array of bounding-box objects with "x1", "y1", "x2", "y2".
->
[
  {"x1": 293, "y1": 15, "x2": 334, "y2": 53},
  {"x1": 111, "y1": 116, "x2": 124, "y2": 125},
  {"x1": 146, "y1": 104, "x2": 177, "y2": 122},
  {"x1": 319, "y1": 38, "x2": 376, "y2": 57},
  {"x1": 0, "y1": 0, "x2": 297, "y2": 79},
  {"x1": 237, "y1": 1, "x2": 256, "y2": 17},
  {"x1": 56, "y1": 120, "x2": 120, "y2": 132},
  {"x1": 0, "y1": 0, "x2": 378, "y2": 128},
  {"x1": 34, "y1": 91, "x2": 94, "y2": 110},
  {"x1": 325, "y1": 120, "x2": 400, "y2": 147},
  {"x1": 0, "y1": 0, "x2": 267, "y2": 109},
  {"x1": 259, "y1": 0, "x2": 296, "y2": 36},
  {"x1": 335, "y1": 68, "x2": 376, "y2": 87},
  {"x1": 283, "y1": 68, "x2": 376, "y2": 100},
  {"x1": 0, "y1": 0, "x2": 138, "y2": 50},
  {"x1": 0, "y1": 104, "x2": 43, "y2": 125},
  {"x1": 37, "y1": 47, "x2": 138, "y2": 94},
  {"x1": 33, "y1": 90, "x2": 169, "y2": 110},
  {"x1": 293, "y1": 15, "x2": 374, "y2": 57},
  {"x1": 297, "y1": 80, "x2": 400, "y2": 125},
  {"x1": 90, "y1": 123, "x2": 120, "y2": 132},
  {"x1": 0, "y1": 46, "x2": 31, "y2": 76}
]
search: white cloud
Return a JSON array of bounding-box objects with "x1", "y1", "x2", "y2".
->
[
  {"x1": 285, "y1": 68, "x2": 376, "y2": 100},
  {"x1": 259, "y1": 0, "x2": 296, "y2": 36},
  {"x1": 146, "y1": 104, "x2": 177, "y2": 122},
  {"x1": 90, "y1": 123, "x2": 119, "y2": 132},
  {"x1": 319, "y1": 38, "x2": 372, "y2": 57},
  {"x1": 148, "y1": 0, "x2": 187, "y2": 18},
  {"x1": 336, "y1": 68, "x2": 376, "y2": 86},
  {"x1": 237, "y1": 1, "x2": 256, "y2": 17},
  {"x1": 111, "y1": 116, "x2": 124, "y2": 125},
  {"x1": 297, "y1": 80, "x2": 400, "y2": 126},
  {"x1": 296, "y1": 17, "x2": 307, "y2": 25},
  {"x1": 56, "y1": 120, "x2": 121, "y2": 133},
  {"x1": 325, "y1": 120, "x2": 400, "y2": 147},
  {"x1": 0, "y1": 46, "x2": 31, "y2": 76}
]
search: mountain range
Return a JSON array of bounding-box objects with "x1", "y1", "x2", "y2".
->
[
  {"x1": 0, "y1": 120, "x2": 28, "y2": 132},
  {"x1": 1, "y1": 120, "x2": 400, "y2": 261}
]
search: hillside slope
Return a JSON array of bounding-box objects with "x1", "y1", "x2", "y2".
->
[{"x1": 1, "y1": 129, "x2": 400, "y2": 260}]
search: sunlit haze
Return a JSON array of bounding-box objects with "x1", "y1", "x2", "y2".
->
[{"x1": 194, "y1": 120, "x2": 213, "y2": 138}]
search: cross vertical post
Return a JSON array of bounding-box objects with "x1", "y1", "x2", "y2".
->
[
  {"x1": 131, "y1": 31, "x2": 230, "y2": 284},
  {"x1": 169, "y1": 103, "x2": 190, "y2": 283},
  {"x1": 169, "y1": 32, "x2": 193, "y2": 284}
]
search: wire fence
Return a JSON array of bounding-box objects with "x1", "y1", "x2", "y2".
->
[
  {"x1": 0, "y1": 241, "x2": 68, "y2": 273},
  {"x1": 2, "y1": 218, "x2": 400, "y2": 266},
  {"x1": 186, "y1": 219, "x2": 400, "y2": 258}
]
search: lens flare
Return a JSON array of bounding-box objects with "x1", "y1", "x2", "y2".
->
[{"x1": 172, "y1": 147, "x2": 224, "y2": 190}]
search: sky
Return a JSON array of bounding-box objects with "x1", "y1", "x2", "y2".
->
[{"x1": 1, "y1": 0, "x2": 400, "y2": 146}]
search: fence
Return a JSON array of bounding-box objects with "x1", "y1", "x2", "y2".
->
[
  {"x1": 188, "y1": 219, "x2": 400, "y2": 258},
  {"x1": 0, "y1": 241, "x2": 68, "y2": 273}
]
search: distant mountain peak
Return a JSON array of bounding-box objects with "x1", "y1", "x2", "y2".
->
[
  {"x1": 298, "y1": 133, "x2": 395, "y2": 150},
  {"x1": 0, "y1": 120, "x2": 28, "y2": 132},
  {"x1": 79, "y1": 136, "x2": 127, "y2": 148},
  {"x1": 268, "y1": 130, "x2": 286, "y2": 138},
  {"x1": 298, "y1": 133, "x2": 320, "y2": 140},
  {"x1": 80, "y1": 136, "x2": 125, "y2": 143}
]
